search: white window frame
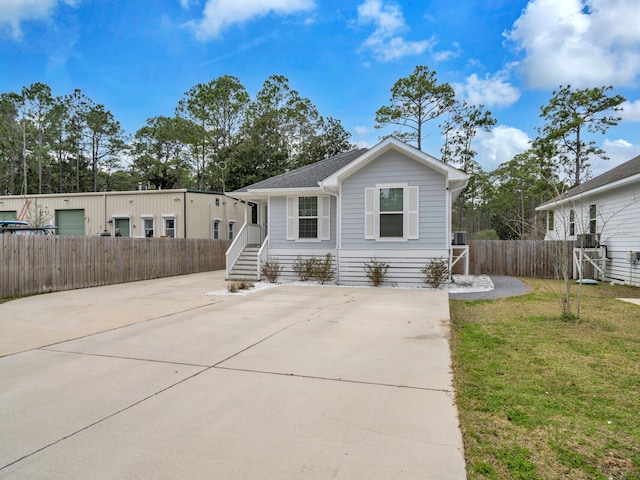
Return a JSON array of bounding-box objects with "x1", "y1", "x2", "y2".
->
[
  {"x1": 228, "y1": 220, "x2": 236, "y2": 240},
  {"x1": 569, "y1": 209, "x2": 575, "y2": 237},
  {"x1": 162, "y1": 214, "x2": 176, "y2": 238},
  {"x1": 141, "y1": 215, "x2": 155, "y2": 238},
  {"x1": 212, "y1": 218, "x2": 221, "y2": 240},
  {"x1": 589, "y1": 204, "x2": 597, "y2": 234},
  {"x1": 286, "y1": 195, "x2": 330, "y2": 242},
  {"x1": 365, "y1": 183, "x2": 419, "y2": 242}
]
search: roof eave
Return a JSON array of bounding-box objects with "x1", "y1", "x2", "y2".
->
[
  {"x1": 536, "y1": 172, "x2": 640, "y2": 211},
  {"x1": 321, "y1": 137, "x2": 466, "y2": 188}
]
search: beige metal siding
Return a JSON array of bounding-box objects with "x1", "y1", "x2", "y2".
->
[{"x1": 0, "y1": 190, "x2": 245, "y2": 238}]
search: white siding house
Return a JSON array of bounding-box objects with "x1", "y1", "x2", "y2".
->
[
  {"x1": 536, "y1": 155, "x2": 640, "y2": 286},
  {"x1": 227, "y1": 138, "x2": 469, "y2": 286}
]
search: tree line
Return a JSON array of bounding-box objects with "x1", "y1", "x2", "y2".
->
[
  {"x1": 0, "y1": 75, "x2": 353, "y2": 196},
  {"x1": 374, "y1": 66, "x2": 625, "y2": 240},
  {"x1": 0, "y1": 67, "x2": 625, "y2": 240}
]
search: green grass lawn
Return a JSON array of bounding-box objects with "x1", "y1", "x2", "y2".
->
[{"x1": 450, "y1": 279, "x2": 640, "y2": 480}]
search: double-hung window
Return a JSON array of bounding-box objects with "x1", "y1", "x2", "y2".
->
[
  {"x1": 365, "y1": 184, "x2": 419, "y2": 241},
  {"x1": 212, "y1": 220, "x2": 220, "y2": 239},
  {"x1": 286, "y1": 195, "x2": 330, "y2": 241},
  {"x1": 379, "y1": 187, "x2": 404, "y2": 237},
  {"x1": 163, "y1": 215, "x2": 175, "y2": 238},
  {"x1": 589, "y1": 204, "x2": 597, "y2": 234},
  {"x1": 142, "y1": 216, "x2": 154, "y2": 238},
  {"x1": 298, "y1": 197, "x2": 318, "y2": 239},
  {"x1": 569, "y1": 209, "x2": 575, "y2": 236}
]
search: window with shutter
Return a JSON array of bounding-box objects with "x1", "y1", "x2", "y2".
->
[
  {"x1": 365, "y1": 184, "x2": 419, "y2": 241},
  {"x1": 286, "y1": 195, "x2": 330, "y2": 241}
]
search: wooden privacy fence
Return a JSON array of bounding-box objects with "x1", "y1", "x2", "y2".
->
[
  {"x1": 0, "y1": 235, "x2": 231, "y2": 299},
  {"x1": 462, "y1": 240, "x2": 572, "y2": 278}
]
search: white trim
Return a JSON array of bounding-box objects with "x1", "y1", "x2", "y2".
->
[
  {"x1": 364, "y1": 187, "x2": 376, "y2": 240},
  {"x1": 320, "y1": 195, "x2": 330, "y2": 241},
  {"x1": 407, "y1": 185, "x2": 419, "y2": 240},
  {"x1": 366, "y1": 183, "x2": 417, "y2": 242},
  {"x1": 536, "y1": 172, "x2": 640, "y2": 211},
  {"x1": 320, "y1": 138, "x2": 467, "y2": 189},
  {"x1": 286, "y1": 196, "x2": 296, "y2": 240},
  {"x1": 162, "y1": 214, "x2": 176, "y2": 238},
  {"x1": 286, "y1": 194, "x2": 331, "y2": 242}
]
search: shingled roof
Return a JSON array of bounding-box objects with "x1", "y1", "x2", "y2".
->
[
  {"x1": 539, "y1": 154, "x2": 640, "y2": 208},
  {"x1": 233, "y1": 148, "x2": 369, "y2": 192}
]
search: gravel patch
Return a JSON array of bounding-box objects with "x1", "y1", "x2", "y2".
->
[{"x1": 449, "y1": 275, "x2": 532, "y2": 300}]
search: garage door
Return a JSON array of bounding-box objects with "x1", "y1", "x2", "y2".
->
[{"x1": 55, "y1": 209, "x2": 85, "y2": 235}]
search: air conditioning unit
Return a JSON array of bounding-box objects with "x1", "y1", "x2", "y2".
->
[
  {"x1": 627, "y1": 251, "x2": 640, "y2": 264},
  {"x1": 452, "y1": 231, "x2": 467, "y2": 246},
  {"x1": 577, "y1": 233, "x2": 600, "y2": 248}
]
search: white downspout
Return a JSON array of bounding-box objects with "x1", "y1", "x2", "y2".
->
[{"x1": 321, "y1": 185, "x2": 340, "y2": 282}]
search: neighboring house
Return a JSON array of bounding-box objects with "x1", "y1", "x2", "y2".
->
[
  {"x1": 227, "y1": 138, "x2": 469, "y2": 286},
  {"x1": 0, "y1": 189, "x2": 245, "y2": 239},
  {"x1": 536, "y1": 155, "x2": 640, "y2": 286}
]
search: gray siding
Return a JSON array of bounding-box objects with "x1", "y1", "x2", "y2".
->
[
  {"x1": 341, "y1": 151, "x2": 447, "y2": 249},
  {"x1": 338, "y1": 249, "x2": 450, "y2": 287},
  {"x1": 262, "y1": 249, "x2": 337, "y2": 283},
  {"x1": 268, "y1": 195, "x2": 337, "y2": 250},
  {"x1": 544, "y1": 182, "x2": 640, "y2": 286}
]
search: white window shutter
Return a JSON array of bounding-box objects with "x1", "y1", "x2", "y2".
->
[
  {"x1": 286, "y1": 196, "x2": 296, "y2": 240},
  {"x1": 364, "y1": 187, "x2": 376, "y2": 239},
  {"x1": 320, "y1": 195, "x2": 330, "y2": 241},
  {"x1": 407, "y1": 186, "x2": 419, "y2": 239}
]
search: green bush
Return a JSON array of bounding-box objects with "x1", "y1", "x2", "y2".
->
[
  {"x1": 364, "y1": 258, "x2": 389, "y2": 286},
  {"x1": 312, "y1": 253, "x2": 335, "y2": 285},
  {"x1": 292, "y1": 256, "x2": 318, "y2": 281},
  {"x1": 422, "y1": 258, "x2": 450, "y2": 288},
  {"x1": 469, "y1": 229, "x2": 499, "y2": 240},
  {"x1": 261, "y1": 257, "x2": 283, "y2": 283}
]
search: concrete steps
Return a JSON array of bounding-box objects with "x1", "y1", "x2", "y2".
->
[{"x1": 227, "y1": 245, "x2": 261, "y2": 281}]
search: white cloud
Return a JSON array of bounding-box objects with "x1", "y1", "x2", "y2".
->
[
  {"x1": 619, "y1": 100, "x2": 640, "y2": 122},
  {"x1": 506, "y1": 0, "x2": 640, "y2": 88},
  {"x1": 0, "y1": 0, "x2": 77, "y2": 39},
  {"x1": 357, "y1": 0, "x2": 431, "y2": 61},
  {"x1": 187, "y1": 0, "x2": 315, "y2": 41},
  {"x1": 353, "y1": 125, "x2": 370, "y2": 137},
  {"x1": 453, "y1": 69, "x2": 521, "y2": 108},
  {"x1": 593, "y1": 138, "x2": 640, "y2": 174},
  {"x1": 475, "y1": 126, "x2": 532, "y2": 171},
  {"x1": 433, "y1": 41, "x2": 462, "y2": 62}
]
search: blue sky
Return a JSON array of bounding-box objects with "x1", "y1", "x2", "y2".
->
[{"x1": 2, "y1": 0, "x2": 640, "y2": 176}]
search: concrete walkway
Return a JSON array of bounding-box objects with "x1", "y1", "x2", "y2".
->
[{"x1": 0, "y1": 271, "x2": 466, "y2": 479}]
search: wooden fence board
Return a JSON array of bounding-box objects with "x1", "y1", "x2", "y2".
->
[
  {"x1": 0, "y1": 236, "x2": 231, "y2": 299},
  {"x1": 466, "y1": 240, "x2": 572, "y2": 278}
]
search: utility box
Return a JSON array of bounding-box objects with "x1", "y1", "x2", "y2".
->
[
  {"x1": 627, "y1": 251, "x2": 640, "y2": 263},
  {"x1": 577, "y1": 233, "x2": 600, "y2": 248},
  {"x1": 452, "y1": 231, "x2": 467, "y2": 245}
]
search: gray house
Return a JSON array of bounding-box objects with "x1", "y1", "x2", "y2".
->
[
  {"x1": 536, "y1": 154, "x2": 640, "y2": 286},
  {"x1": 226, "y1": 138, "x2": 469, "y2": 286}
]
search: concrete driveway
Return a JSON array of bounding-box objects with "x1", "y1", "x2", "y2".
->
[{"x1": 0, "y1": 271, "x2": 466, "y2": 479}]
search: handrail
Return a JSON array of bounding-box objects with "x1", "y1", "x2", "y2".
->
[
  {"x1": 225, "y1": 223, "x2": 263, "y2": 278},
  {"x1": 226, "y1": 222, "x2": 248, "y2": 278},
  {"x1": 257, "y1": 235, "x2": 269, "y2": 279}
]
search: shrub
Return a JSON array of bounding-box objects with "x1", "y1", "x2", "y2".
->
[
  {"x1": 226, "y1": 280, "x2": 255, "y2": 293},
  {"x1": 469, "y1": 229, "x2": 500, "y2": 240},
  {"x1": 292, "y1": 256, "x2": 318, "y2": 281},
  {"x1": 261, "y1": 257, "x2": 283, "y2": 283},
  {"x1": 364, "y1": 258, "x2": 389, "y2": 286},
  {"x1": 312, "y1": 253, "x2": 336, "y2": 285},
  {"x1": 422, "y1": 258, "x2": 450, "y2": 288}
]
